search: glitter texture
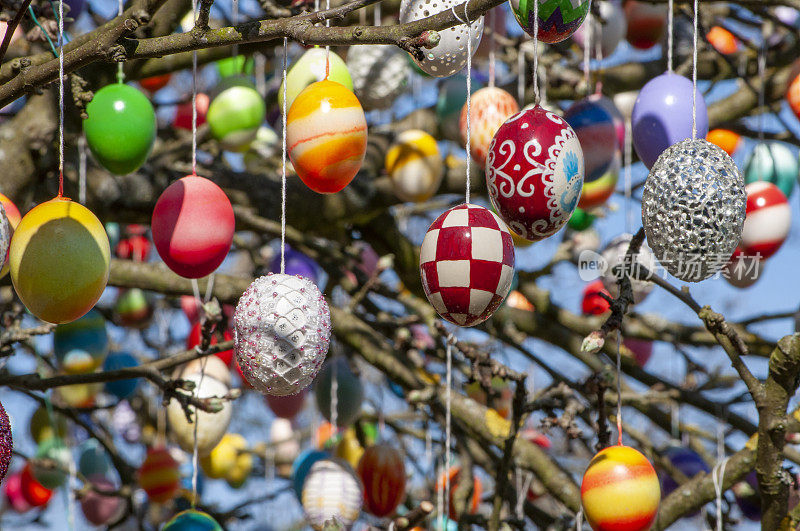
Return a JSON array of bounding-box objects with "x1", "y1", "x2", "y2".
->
[
  {"x1": 0, "y1": 401, "x2": 11, "y2": 483},
  {"x1": 346, "y1": 45, "x2": 410, "y2": 111}
]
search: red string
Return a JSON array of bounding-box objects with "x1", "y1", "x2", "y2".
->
[
  {"x1": 58, "y1": 170, "x2": 64, "y2": 198},
  {"x1": 325, "y1": 53, "x2": 330, "y2": 79}
]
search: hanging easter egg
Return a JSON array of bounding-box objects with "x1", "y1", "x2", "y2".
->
[
  {"x1": 138, "y1": 447, "x2": 180, "y2": 503},
  {"x1": 581, "y1": 445, "x2": 660, "y2": 531},
  {"x1": 632, "y1": 73, "x2": 709, "y2": 169},
  {"x1": 624, "y1": 338, "x2": 653, "y2": 367},
  {"x1": 582, "y1": 280, "x2": 611, "y2": 316},
  {"x1": 0, "y1": 401, "x2": 10, "y2": 484},
  {"x1": 63, "y1": 0, "x2": 86, "y2": 23},
  {"x1": 465, "y1": 377, "x2": 513, "y2": 419},
  {"x1": 612, "y1": 91, "x2": 638, "y2": 124},
  {"x1": 55, "y1": 381, "x2": 102, "y2": 408},
  {"x1": 139, "y1": 74, "x2": 171, "y2": 93},
  {"x1": 437, "y1": 75, "x2": 484, "y2": 142},
  {"x1": 357, "y1": 445, "x2": 406, "y2": 517},
  {"x1": 287, "y1": 80, "x2": 367, "y2": 194},
  {"x1": 32, "y1": 438, "x2": 70, "y2": 489},
  {"x1": 739, "y1": 181, "x2": 790, "y2": 260},
  {"x1": 280, "y1": 48, "x2": 353, "y2": 108},
  {"x1": 0, "y1": 193, "x2": 21, "y2": 279},
  {"x1": 80, "y1": 475, "x2": 124, "y2": 526},
  {"x1": 163, "y1": 509, "x2": 223, "y2": 531},
  {"x1": 659, "y1": 446, "x2": 710, "y2": 499},
  {"x1": 266, "y1": 388, "x2": 306, "y2": 419},
  {"x1": 53, "y1": 308, "x2": 108, "y2": 373},
  {"x1": 115, "y1": 226, "x2": 150, "y2": 261},
  {"x1": 207, "y1": 77, "x2": 266, "y2": 151},
  {"x1": 186, "y1": 322, "x2": 235, "y2": 367},
  {"x1": 724, "y1": 250, "x2": 764, "y2": 288},
  {"x1": 510, "y1": 0, "x2": 591, "y2": 43},
  {"x1": 151, "y1": 175, "x2": 235, "y2": 279},
  {"x1": 642, "y1": 139, "x2": 745, "y2": 282},
  {"x1": 568, "y1": 207, "x2": 595, "y2": 231},
  {"x1": 347, "y1": 45, "x2": 410, "y2": 111},
  {"x1": 271, "y1": 419, "x2": 300, "y2": 474},
  {"x1": 744, "y1": 142, "x2": 797, "y2": 198},
  {"x1": 224, "y1": 437, "x2": 253, "y2": 489},
  {"x1": 269, "y1": 245, "x2": 319, "y2": 284},
  {"x1": 505, "y1": 290, "x2": 535, "y2": 311},
  {"x1": 734, "y1": 471, "x2": 761, "y2": 521},
  {"x1": 174, "y1": 93, "x2": 210, "y2": 131},
  {"x1": 19, "y1": 463, "x2": 53, "y2": 507},
  {"x1": 623, "y1": 0, "x2": 667, "y2": 49},
  {"x1": 386, "y1": 129, "x2": 444, "y2": 202},
  {"x1": 572, "y1": 1, "x2": 627, "y2": 58},
  {"x1": 315, "y1": 357, "x2": 364, "y2": 427},
  {"x1": 564, "y1": 96, "x2": 618, "y2": 189},
  {"x1": 29, "y1": 406, "x2": 67, "y2": 444},
  {"x1": 103, "y1": 351, "x2": 140, "y2": 399},
  {"x1": 420, "y1": 204, "x2": 515, "y2": 326},
  {"x1": 216, "y1": 56, "x2": 255, "y2": 78},
  {"x1": 5, "y1": 471, "x2": 32, "y2": 513},
  {"x1": 600, "y1": 233, "x2": 657, "y2": 303},
  {"x1": 83, "y1": 83, "x2": 156, "y2": 174},
  {"x1": 399, "y1": 0, "x2": 483, "y2": 77},
  {"x1": 707, "y1": 128, "x2": 741, "y2": 157},
  {"x1": 9, "y1": 197, "x2": 110, "y2": 324},
  {"x1": 461, "y1": 87, "x2": 520, "y2": 168},
  {"x1": 707, "y1": 26, "x2": 739, "y2": 55},
  {"x1": 201, "y1": 433, "x2": 241, "y2": 479},
  {"x1": 292, "y1": 449, "x2": 330, "y2": 499},
  {"x1": 486, "y1": 106, "x2": 583, "y2": 241},
  {"x1": 335, "y1": 427, "x2": 368, "y2": 469},
  {"x1": 788, "y1": 69, "x2": 800, "y2": 121},
  {"x1": 77, "y1": 439, "x2": 110, "y2": 478},
  {"x1": 435, "y1": 466, "x2": 482, "y2": 520},
  {"x1": 302, "y1": 458, "x2": 363, "y2": 530},
  {"x1": 113, "y1": 288, "x2": 153, "y2": 328},
  {"x1": 167, "y1": 372, "x2": 233, "y2": 456}
]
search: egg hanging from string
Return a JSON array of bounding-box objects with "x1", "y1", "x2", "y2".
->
[
  {"x1": 385, "y1": 129, "x2": 444, "y2": 202},
  {"x1": 347, "y1": 45, "x2": 410, "y2": 111},
  {"x1": 139, "y1": 74, "x2": 172, "y2": 93},
  {"x1": 486, "y1": 106, "x2": 584, "y2": 242},
  {"x1": 623, "y1": 0, "x2": 667, "y2": 49},
  {"x1": 137, "y1": 447, "x2": 180, "y2": 503},
  {"x1": 53, "y1": 309, "x2": 108, "y2": 374},
  {"x1": 0, "y1": 193, "x2": 20, "y2": 279},
  {"x1": 461, "y1": 87, "x2": 520, "y2": 168},
  {"x1": 707, "y1": 128, "x2": 742, "y2": 157},
  {"x1": 280, "y1": 48, "x2": 353, "y2": 109},
  {"x1": 579, "y1": 156, "x2": 619, "y2": 210},
  {"x1": 5, "y1": 470, "x2": 32, "y2": 513},
  {"x1": 163, "y1": 509, "x2": 223, "y2": 531},
  {"x1": 102, "y1": 351, "x2": 140, "y2": 399},
  {"x1": 641, "y1": 139, "x2": 746, "y2": 282},
  {"x1": 0, "y1": 401, "x2": 11, "y2": 484},
  {"x1": 301, "y1": 458, "x2": 363, "y2": 531},
  {"x1": 510, "y1": 0, "x2": 591, "y2": 43},
  {"x1": 314, "y1": 357, "x2": 364, "y2": 428},
  {"x1": 233, "y1": 273, "x2": 332, "y2": 396},
  {"x1": 287, "y1": 80, "x2": 368, "y2": 194},
  {"x1": 357, "y1": 444, "x2": 406, "y2": 517},
  {"x1": 266, "y1": 388, "x2": 307, "y2": 419},
  {"x1": 564, "y1": 95, "x2": 619, "y2": 191},
  {"x1": 399, "y1": 0, "x2": 484, "y2": 77},
  {"x1": 166, "y1": 372, "x2": 233, "y2": 456},
  {"x1": 572, "y1": 1, "x2": 627, "y2": 58},
  {"x1": 420, "y1": 203, "x2": 515, "y2": 326},
  {"x1": 631, "y1": 72, "x2": 709, "y2": 169},
  {"x1": 9, "y1": 197, "x2": 110, "y2": 324},
  {"x1": 581, "y1": 445, "x2": 660, "y2": 531},
  {"x1": 739, "y1": 181, "x2": 790, "y2": 260},
  {"x1": 77, "y1": 439, "x2": 110, "y2": 478},
  {"x1": 151, "y1": 175, "x2": 235, "y2": 279},
  {"x1": 437, "y1": 74, "x2": 484, "y2": 143},
  {"x1": 207, "y1": 77, "x2": 266, "y2": 152},
  {"x1": 743, "y1": 142, "x2": 797, "y2": 198},
  {"x1": 724, "y1": 249, "x2": 764, "y2": 289},
  {"x1": 292, "y1": 449, "x2": 330, "y2": 499},
  {"x1": 83, "y1": 83, "x2": 156, "y2": 175}
]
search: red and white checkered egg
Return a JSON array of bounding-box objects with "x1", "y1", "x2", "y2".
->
[
  {"x1": 740, "y1": 181, "x2": 790, "y2": 259},
  {"x1": 486, "y1": 106, "x2": 584, "y2": 242},
  {"x1": 419, "y1": 204, "x2": 515, "y2": 327}
]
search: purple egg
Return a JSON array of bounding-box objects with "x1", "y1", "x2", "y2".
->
[
  {"x1": 632, "y1": 72, "x2": 709, "y2": 169},
  {"x1": 270, "y1": 245, "x2": 318, "y2": 283},
  {"x1": 564, "y1": 96, "x2": 619, "y2": 183},
  {"x1": 733, "y1": 471, "x2": 761, "y2": 521},
  {"x1": 80, "y1": 475, "x2": 124, "y2": 526},
  {"x1": 63, "y1": 0, "x2": 85, "y2": 25},
  {"x1": 660, "y1": 447, "x2": 710, "y2": 496}
]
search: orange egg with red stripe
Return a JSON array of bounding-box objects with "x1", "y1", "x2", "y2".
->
[
  {"x1": 137, "y1": 447, "x2": 180, "y2": 503},
  {"x1": 286, "y1": 79, "x2": 368, "y2": 194},
  {"x1": 581, "y1": 445, "x2": 660, "y2": 531}
]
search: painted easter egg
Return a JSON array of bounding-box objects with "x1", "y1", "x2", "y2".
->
[
  {"x1": 624, "y1": 338, "x2": 653, "y2": 367},
  {"x1": 20, "y1": 463, "x2": 53, "y2": 507},
  {"x1": 739, "y1": 181, "x2": 790, "y2": 260},
  {"x1": 139, "y1": 74, "x2": 171, "y2": 93},
  {"x1": 386, "y1": 129, "x2": 444, "y2": 202},
  {"x1": 9, "y1": 197, "x2": 110, "y2": 324},
  {"x1": 707, "y1": 128, "x2": 741, "y2": 157},
  {"x1": 510, "y1": 0, "x2": 591, "y2": 43},
  {"x1": 0, "y1": 193, "x2": 21, "y2": 279},
  {"x1": 568, "y1": 207, "x2": 595, "y2": 231},
  {"x1": 207, "y1": 78, "x2": 266, "y2": 151},
  {"x1": 113, "y1": 288, "x2": 152, "y2": 328},
  {"x1": 269, "y1": 245, "x2": 319, "y2": 284},
  {"x1": 292, "y1": 449, "x2": 330, "y2": 499},
  {"x1": 399, "y1": 0, "x2": 484, "y2": 77},
  {"x1": 174, "y1": 93, "x2": 210, "y2": 130},
  {"x1": 80, "y1": 475, "x2": 124, "y2": 526},
  {"x1": 581, "y1": 445, "x2": 660, "y2": 531},
  {"x1": 487, "y1": 106, "x2": 584, "y2": 241},
  {"x1": 186, "y1": 322, "x2": 235, "y2": 367},
  {"x1": 744, "y1": 142, "x2": 797, "y2": 198},
  {"x1": 138, "y1": 447, "x2": 180, "y2": 503},
  {"x1": 103, "y1": 351, "x2": 140, "y2": 399},
  {"x1": 623, "y1": 0, "x2": 667, "y2": 49},
  {"x1": 357, "y1": 445, "x2": 406, "y2": 517},
  {"x1": 29, "y1": 406, "x2": 67, "y2": 444},
  {"x1": 347, "y1": 45, "x2": 410, "y2": 111},
  {"x1": 280, "y1": 48, "x2": 353, "y2": 108},
  {"x1": 315, "y1": 357, "x2": 364, "y2": 427},
  {"x1": 151, "y1": 175, "x2": 235, "y2": 279},
  {"x1": 573, "y1": 1, "x2": 627, "y2": 58},
  {"x1": 173, "y1": 354, "x2": 232, "y2": 388},
  {"x1": 163, "y1": 509, "x2": 223, "y2": 531},
  {"x1": 564, "y1": 96, "x2": 618, "y2": 188},
  {"x1": 582, "y1": 280, "x2": 611, "y2": 315},
  {"x1": 271, "y1": 418, "x2": 300, "y2": 476},
  {"x1": 660, "y1": 446, "x2": 710, "y2": 498},
  {"x1": 53, "y1": 308, "x2": 108, "y2": 373},
  {"x1": 302, "y1": 459, "x2": 363, "y2": 530},
  {"x1": 167, "y1": 373, "x2": 232, "y2": 456},
  {"x1": 5, "y1": 470, "x2": 32, "y2": 512},
  {"x1": 286, "y1": 80, "x2": 368, "y2": 194},
  {"x1": 420, "y1": 204, "x2": 515, "y2": 326},
  {"x1": 83, "y1": 83, "x2": 156, "y2": 175},
  {"x1": 201, "y1": 433, "x2": 243, "y2": 479},
  {"x1": 461, "y1": 87, "x2": 520, "y2": 168},
  {"x1": 224, "y1": 434, "x2": 253, "y2": 489}
]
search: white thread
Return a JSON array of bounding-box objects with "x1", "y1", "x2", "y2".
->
[
  {"x1": 330, "y1": 356, "x2": 338, "y2": 429},
  {"x1": 532, "y1": 0, "x2": 539, "y2": 104},
  {"x1": 192, "y1": 0, "x2": 198, "y2": 175},
  {"x1": 712, "y1": 457, "x2": 729, "y2": 531},
  {"x1": 576, "y1": 507, "x2": 584, "y2": 530},
  {"x1": 374, "y1": 1, "x2": 381, "y2": 26},
  {"x1": 691, "y1": 0, "x2": 698, "y2": 140},
  {"x1": 515, "y1": 468, "x2": 533, "y2": 519},
  {"x1": 667, "y1": 0, "x2": 674, "y2": 73},
  {"x1": 325, "y1": 0, "x2": 331, "y2": 70},
  {"x1": 204, "y1": 273, "x2": 215, "y2": 302},
  {"x1": 539, "y1": 57, "x2": 547, "y2": 106},
  {"x1": 232, "y1": 0, "x2": 239, "y2": 58},
  {"x1": 488, "y1": 8, "x2": 496, "y2": 88},
  {"x1": 78, "y1": 135, "x2": 87, "y2": 204},
  {"x1": 281, "y1": 38, "x2": 288, "y2": 274},
  {"x1": 436, "y1": 460, "x2": 444, "y2": 528},
  {"x1": 58, "y1": 0, "x2": 64, "y2": 183},
  {"x1": 265, "y1": 446, "x2": 275, "y2": 481},
  {"x1": 191, "y1": 349, "x2": 209, "y2": 508},
  {"x1": 616, "y1": 333, "x2": 622, "y2": 445},
  {"x1": 583, "y1": 11, "x2": 592, "y2": 96},
  {"x1": 444, "y1": 333, "x2": 454, "y2": 527},
  {"x1": 117, "y1": 0, "x2": 124, "y2": 82},
  {"x1": 452, "y1": 5, "x2": 472, "y2": 204},
  {"x1": 624, "y1": 118, "x2": 632, "y2": 234}
]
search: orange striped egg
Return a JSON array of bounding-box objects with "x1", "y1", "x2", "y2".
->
[
  {"x1": 581, "y1": 445, "x2": 660, "y2": 531},
  {"x1": 788, "y1": 70, "x2": 800, "y2": 121},
  {"x1": 137, "y1": 447, "x2": 180, "y2": 503},
  {"x1": 286, "y1": 79, "x2": 368, "y2": 194}
]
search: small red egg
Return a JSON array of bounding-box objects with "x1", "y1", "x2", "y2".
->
[
  {"x1": 186, "y1": 322, "x2": 234, "y2": 366},
  {"x1": 174, "y1": 93, "x2": 210, "y2": 130},
  {"x1": 140, "y1": 74, "x2": 172, "y2": 93}
]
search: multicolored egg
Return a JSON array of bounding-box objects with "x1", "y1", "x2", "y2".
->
[
  {"x1": 9, "y1": 197, "x2": 110, "y2": 324},
  {"x1": 292, "y1": 449, "x2": 330, "y2": 498},
  {"x1": 138, "y1": 447, "x2": 180, "y2": 503},
  {"x1": 83, "y1": 83, "x2": 156, "y2": 175},
  {"x1": 0, "y1": 193, "x2": 21, "y2": 279},
  {"x1": 386, "y1": 129, "x2": 444, "y2": 202},
  {"x1": 487, "y1": 106, "x2": 584, "y2": 241},
  {"x1": 565, "y1": 96, "x2": 618, "y2": 188},
  {"x1": 163, "y1": 509, "x2": 222, "y2": 531},
  {"x1": 707, "y1": 128, "x2": 742, "y2": 157},
  {"x1": 744, "y1": 142, "x2": 797, "y2": 198},
  {"x1": 207, "y1": 78, "x2": 266, "y2": 151},
  {"x1": 357, "y1": 445, "x2": 406, "y2": 517},
  {"x1": 739, "y1": 181, "x2": 790, "y2": 259},
  {"x1": 461, "y1": 87, "x2": 520, "y2": 168},
  {"x1": 510, "y1": 0, "x2": 591, "y2": 43},
  {"x1": 53, "y1": 308, "x2": 108, "y2": 373},
  {"x1": 80, "y1": 475, "x2": 124, "y2": 526},
  {"x1": 103, "y1": 352, "x2": 140, "y2": 399},
  {"x1": 420, "y1": 204, "x2": 515, "y2": 326},
  {"x1": 280, "y1": 48, "x2": 353, "y2": 109},
  {"x1": 286, "y1": 79, "x2": 368, "y2": 194},
  {"x1": 166, "y1": 372, "x2": 232, "y2": 456},
  {"x1": 573, "y1": 1, "x2": 627, "y2": 58},
  {"x1": 302, "y1": 459, "x2": 363, "y2": 530},
  {"x1": 581, "y1": 445, "x2": 660, "y2": 531},
  {"x1": 623, "y1": 0, "x2": 667, "y2": 49},
  {"x1": 347, "y1": 45, "x2": 409, "y2": 111},
  {"x1": 315, "y1": 357, "x2": 364, "y2": 427},
  {"x1": 113, "y1": 288, "x2": 152, "y2": 328},
  {"x1": 151, "y1": 175, "x2": 235, "y2": 279}
]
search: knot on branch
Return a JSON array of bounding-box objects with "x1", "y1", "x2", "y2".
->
[
  {"x1": 770, "y1": 334, "x2": 800, "y2": 390},
  {"x1": 107, "y1": 44, "x2": 127, "y2": 63},
  {"x1": 132, "y1": 10, "x2": 150, "y2": 27},
  {"x1": 70, "y1": 74, "x2": 92, "y2": 119},
  {"x1": 399, "y1": 31, "x2": 441, "y2": 61}
]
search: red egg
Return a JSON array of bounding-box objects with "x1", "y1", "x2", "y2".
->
[
  {"x1": 174, "y1": 93, "x2": 210, "y2": 130},
  {"x1": 140, "y1": 74, "x2": 172, "y2": 93},
  {"x1": 266, "y1": 389, "x2": 307, "y2": 419},
  {"x1": 623, "y1": 1, "x2": 667, "y2": 49},
  {"x1": 19, "y1": 463, "x2": 52, "y2": 507},
  {"x1": 582, "y1": 280, "x2": 612, "y2": 316},
  {"x1": 4, "y1": 470, "x2": 32, "y2": 512},
  {"x1": 186, "y1": 322, "x2": 234, "y2": 366},
  {"x1": 740, "y1": 182, "x2": 790, "y2": 260},
  {"x1": 623, "y1": 338, "x2": 653, "y2": 368},
  {"x1": 151, "y1": 176, "x2": 235, "y2": 279},
  {"x1": 357, "y1": 445, "x2": 406, "y2": 517},
  {"x1": 115, "y1": 233, "x2": 150, "y2": 262}
]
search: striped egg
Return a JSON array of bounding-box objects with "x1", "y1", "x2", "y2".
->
[
  {"x1": 460, "y1": 87, "x2": 519, "y2": 168},
  {"x1": 287, "y1": 79, "x2": 368, "y2": 194},
  {"x1": 357, "y1": 444, "x2": 406, "y2": 517},
  {"x1": 301, "y1": 458, "x2": 363, "y2": 530},
  {"x1": 581, "y1": 445, "x2": 660, "y2": 531},
  {"x1": 137, "y1": 447, "x2": 180, "y2": 503},
  {"x1": 386, "y1": 130, "x2": 443, "y2": 202},
  {"x1": 739, "y1": 181, "x2": 790, "y2": 260}
]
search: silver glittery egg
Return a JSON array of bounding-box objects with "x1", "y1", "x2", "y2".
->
[
  {"x1": 399, "y1": 0, "x2": 483, "y2": 77},
  {"x1": 641, "y1": 139, "x2": 746, "y2": 282},
  {"x1": 346, "y1": 45, "x2": 410, "y2": 111},
  {"x1": 233, "y1": 273, "x2": 331, "y2": 396}
]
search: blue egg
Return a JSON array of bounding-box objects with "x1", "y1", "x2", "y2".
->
[
  {"x1": 103, "y1": 352, "x2": 139, "y2": 399},
  {"x1": 77, "y1": 439, "x2": 111, "y2": 477},
  {"x1": 162, "y1": 510, "x2": 221, "y2": 531}
]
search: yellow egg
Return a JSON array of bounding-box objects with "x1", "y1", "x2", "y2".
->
[
  {"x1": 223, "y1": 434, "x2": 252, "y2": 488},
  {"x1": 9, "y1": 197, "x2": 110, "y2": 324},
  {"x1": 201, "y1": 433, "x2": 241, "y2": 479},
  {"x1": 334, "y1": 428, "x2": 364, "y2": 469},
  {"x1": 385, "y1": 130, "x2": 444, "y2": 202}
]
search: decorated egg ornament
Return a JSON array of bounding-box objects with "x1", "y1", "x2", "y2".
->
[
  {"x1": 642, "y1": 139, "x2": 746, "y2": 282},
  {"x1": 739, "y1": 181, "x2": 790, "y2": 260},
  {"x1": 80, "y1": 475, "x2": 124, "y2": 526},
  {"x1": 137, "y1": 447, "x2": 180, "y2": 503},
  {"x1": 53, "y1": 309, "x2": 109, "y2": 373},
  {"x1": 167, "y1": 372, "x2": 232, "y2": 455},
  {"x1": 600, "y1": 233, "x2": 657, "y2": 303},
  {"x1": 486, "y1": 106, "x2": 584, "y2": 241},
  {"x1": 564, "y1": 96, "x2": 619, "y2": 186},
  {"x1": 0, "y1": 401, "x2": 11, "y2": 484},
  {"x1": 510, "y1": 0, "x2": 591, "y2": 43},
  {"x1": 386, "y1": 129, "x2": 444, "y2": 202},
  {"x1": 724, "y1": 250, "x2": 764, "y2": 288},
  {"x1": 420, "y1": 204, "x2": 515, "y2": 327},
  {"x1": 581, "y1": 445, "x2": 660, "y2": 531},
  {"x1": 461, "y1": 87, "x2": 520, "y2": 168},
  {"x1": 281, "y1": 48, "x2": 353, "y2": 108},
  {"x1": 9, "y1": 197, "x2": 110, "y2": 324},
  {"x1": 302, "y1": 458, "x2": 363, "y2": 530},
  {"x1": 207, "y1": 78, "x2": 266, "y2": 151},
  {"x1": 163, "y1": 509, "x2": 223, "y2": 531},
  {"x1": 233, "y1": 273, "x2": 331, "y2": 396},
  {"x1": 572, "y1": 1, "x2": 627, "y2": 58},
  {"x1": 707, "y1": 128, "x2": 741, "y2": 157},
  {"x1": 151, "y1": 176, "x2": 235, "y2": 279},
  {"x1": 660, "y1": 446, "x2": 710, "y2": 498},
  {"x1": 347, "y1": 45, "x2": 410, "y2": 111},
  {"x1": 357, "y1": 444, "x2": 406, "y2": 517},
  {"x1": 286, "y1": 79, "x2": 368, "y2": 194},
  {"x1": 399, "y1": 0, "x2": 483, "y2": 77},
  {"x1": 83, "y1": 83, "x2": 156, "y2": 175},
  {"x1": 744, "y1": 142, "x2": 797, "y2": 198}
]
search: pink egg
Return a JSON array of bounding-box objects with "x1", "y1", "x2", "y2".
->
[
  {"x1": 623, "y1": 338, "x2": 653, "y2": 367},
  {"x1": 80, "y1": 475, "x2": 124, "y2": 526},
  {"x1": 151, "y1": 176, "x2": 235, "y2": 279},
  {"x1": 4, "y1": 471, "x2": 32, "y2": 513},
  {"x1": 740, "y1": 181, "x2": 790, "y2": 260},
  {"x1": 266, "y1": 388, "x2": 307, "y2": 419}
]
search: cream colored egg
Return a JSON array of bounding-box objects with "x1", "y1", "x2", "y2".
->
[
  {"x1": 167, "y1": 373, "x2": 232, "y2": 456},
  {"x1": 385, "y1": 129, "x2": 444, "y2": 202}
]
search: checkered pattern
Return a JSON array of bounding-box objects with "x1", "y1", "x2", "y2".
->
[{"x1": 420, "y1": 204, "x2": 515, "y2": 327}]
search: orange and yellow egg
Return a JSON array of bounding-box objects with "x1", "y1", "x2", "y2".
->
[
  {"x1": 0, "y1": 193, "x2": 21, "y2": 278},
  {"x1": 707, "y1": 129, "x2": 741, "y2": 156}
]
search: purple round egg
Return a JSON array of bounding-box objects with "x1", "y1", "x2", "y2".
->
[{"x1": 270, "y1": 245, "x2": 318, "y2": 284}]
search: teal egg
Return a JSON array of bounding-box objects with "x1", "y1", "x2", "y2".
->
[
  {"x1": 162, "y1": 509, "x2": 222, "y2": 531},
  {"x1": 53, "y1": 309, "x2": 108, "y2": 373},
  {"x1": 207, "y1": 77, "x2": 266, "y2": 152},
  {"x1": 436, "y1": 75, "x2": 483, "y2": 142},
  {"x1": 744, "y1": 142, "x2": 798, "y2": 198},
  {"x1": 83, "y1": 83, "x2": 156, "y2": 175},
  {"x1": 314, "y1": 358, "x2": 364, "y2": 428},
  {"x1": 77, "y1": 439, "x2": 110, "y2": 477}
]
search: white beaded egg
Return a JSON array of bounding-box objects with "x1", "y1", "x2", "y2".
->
[
  {"x1": 347, "y1": 45, "x2": 410, "y2": 111},
  {"x1": 233, "y1": 274, "x2": 331, "y2": 396}
]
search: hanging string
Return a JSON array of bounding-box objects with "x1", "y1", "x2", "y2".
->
[
  {"x1": 280, "y1": 38, "x2": 288, "y2": 274},
  {"x1": 436, "y1": 459, "x2": 444, "y2": 529},
  {"x1": 117, "y1": 0, "x2": 124, "y2": 82},
  {"x1": 539, "y1": 54, "x2": 547, "y2": 107},
  {"x1": 374, "y1": 2, "x2": 381, "y2": 26},
  {"x1": 443, "y1": 334, "x2": 454, "y2": 530},
  {"x1": 57, "y1": 0, "x2": 64, "y2": 197},
  {"x1": 78, "y1": 135, "x2": 87, "y2": 204},
  {"x1": 232, "y1": 0, "x2": 239, "y2": 60},
  {"x1": 532, "y1": 0, "x2": 539, "y2": 105},
  {"x1": 712, "y1": 420, "x2": 729, "y2": 531},
  {"x1": 691, "y1": 0, "x2": 698, "y2": 140},
  {"x1": 191, "y1": 0, "x2": 198, "y2": 176},
  {"x1": 330, "y1": 357, "x2": 339, "y2": 429},
  {"x1": 517, "y1": 46, "x2": 525, "y2": 105},
  {"x1": 757, "y1": 26, "x2": 766, "y2": 150},
  {"x1": 452, "y1": 5, "x2": 472, "y2": 204},
  {"x1": 488, "y1": 9, "x2": 496, "y2": 88},
  {"x1": 667, "y1": 0, "x2": 674, "y2": 73},
  {"x1": 575, "y1": 507, "x2": 584, "y2": 530},
  {"x1": 624, "y1": 117, "x2": 632, "y2": 234},
  {"x1": 325, "y1": 0, "x2": 331, "y2": 76},
  {"x1": 514, "y1": 468, "x2": 533, "y2": 519},
  {"x1": 582, "y1": 12, "x2": 592, "y2": 97},
  {"x1": 615, "y1": 333, "x2": 623, "y2": 446},
  {"x1": 191, "y1": 356, "x2": 208, "y2": 507}
]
